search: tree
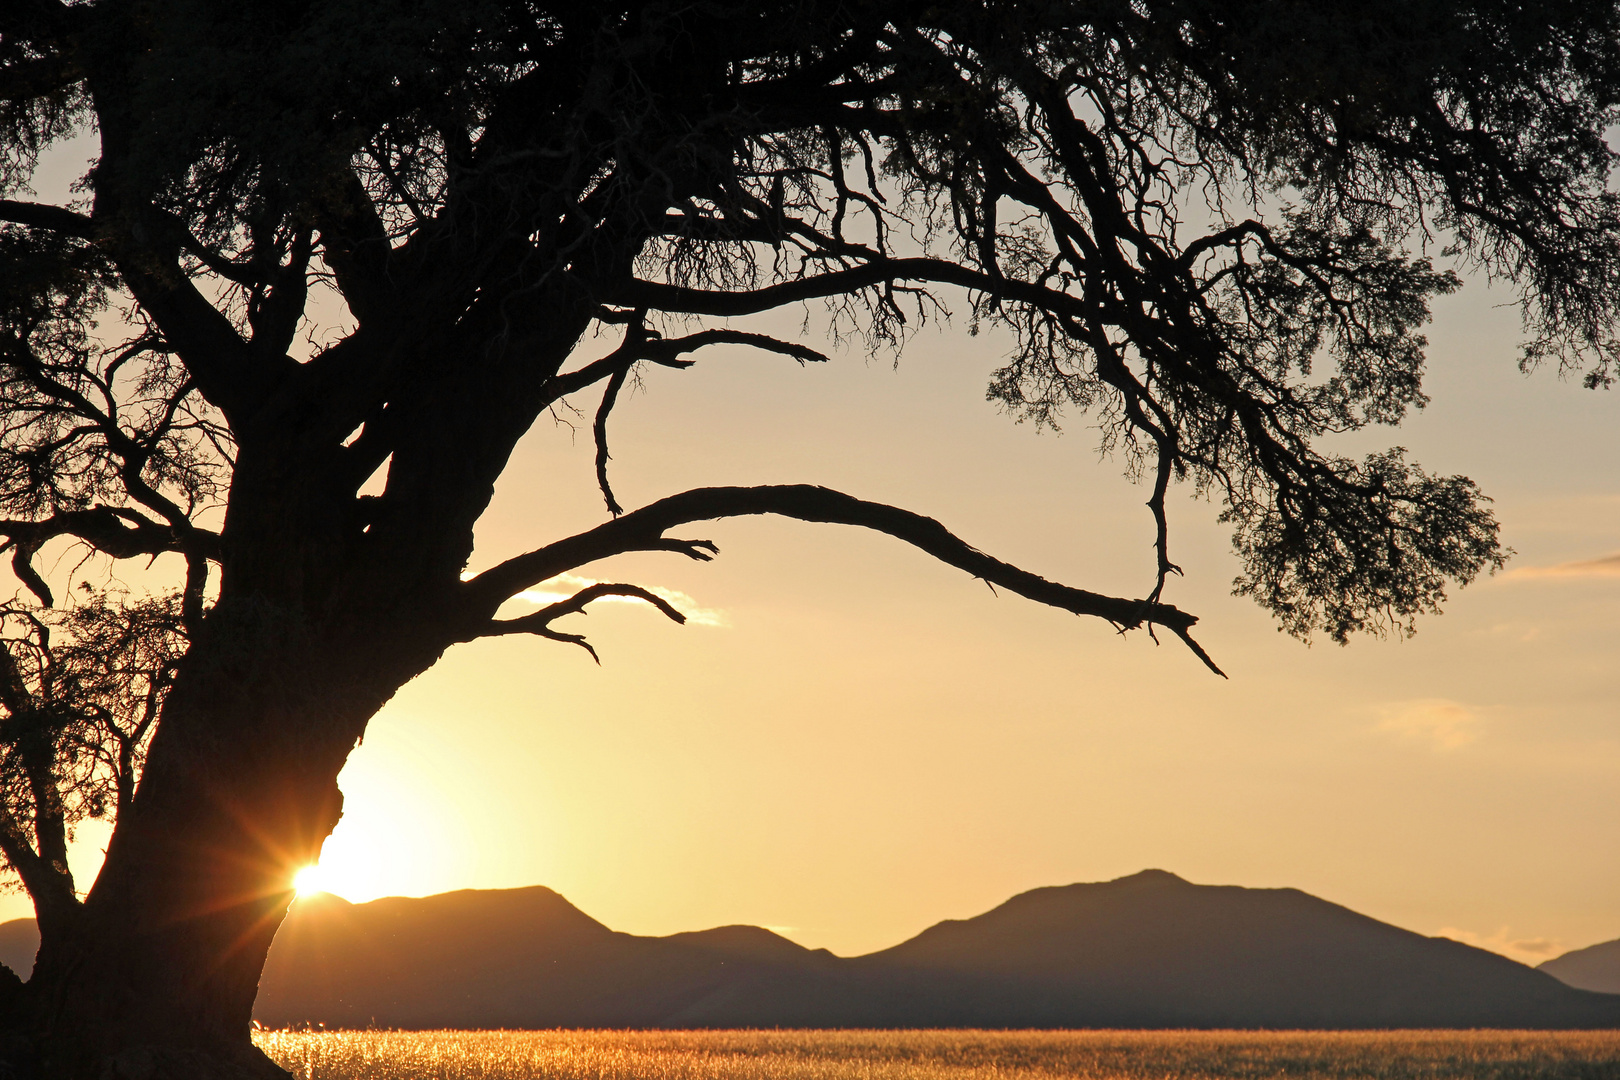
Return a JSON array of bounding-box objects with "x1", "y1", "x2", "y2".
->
[
  {"x1": 0, "y1": 591, "x2": 183, "y2": 964},
  {"x1": 0, "y1": 0, "x2": 1615, "y2": 1075}
]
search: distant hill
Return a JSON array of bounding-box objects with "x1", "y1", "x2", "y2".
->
[
  {"x1": 1542, "y1": 938, "x2": 1620, "y2": 994},
  {"x1": 655, "y1": 870, "x2": 1620, "y2": 1029},
  {"x1": 0, "y1": 919, "x2": 36, "y2": 981},
  {"x1": 253, "y1": 870, "x2": 1620, "y2": 1029},
  {"x1": 254, "y1": 886, "x2": 840, "y2": 1028},
  {"x1": 5, "y1": 871, "x2": 1617, "y2": 1029}
]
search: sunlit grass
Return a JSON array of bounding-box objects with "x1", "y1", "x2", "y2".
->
[{"x1": 255, "y1": 1028, "x2": 1620, "y2": 1080}]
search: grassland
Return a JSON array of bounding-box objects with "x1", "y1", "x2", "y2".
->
[{"x1": 254, "y1": 1029, "x2": 1620, "y2": 1080}]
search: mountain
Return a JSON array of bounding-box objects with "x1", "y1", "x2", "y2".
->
[
  {"x1": 254, "y1": 886, "x2": 841, "y2": 1028},
  {"x1": 1542, "y1": 938, "x2": 1620, "y2": 994},
  {"x1": 0, "y1": 920, "x2": 36, "y2": 981},
  {"x1": 651, "y1": 870, "x2": 1620, "y2": 1028},
  {"x1": 253, "y1": 870, "x2": 1620, "y2": 1028},
  {"x1": 4, "y1": 871, "x2": 1617, "y2": 1028}
]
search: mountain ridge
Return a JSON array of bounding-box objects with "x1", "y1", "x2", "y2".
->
[
  {"x1": 1541, "y1": 938, "x2": 1620, "y2": 994},
  {"x1": 0, "y1": 870, "x2": 1614, "y2": 1028},
  {"x1": 254, "y1": 870, "x2": 1620, "y2": 1028}
]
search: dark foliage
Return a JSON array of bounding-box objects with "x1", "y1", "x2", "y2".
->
[{"x1": 0, "y1": 591, "x2": 182, "y2": 950}]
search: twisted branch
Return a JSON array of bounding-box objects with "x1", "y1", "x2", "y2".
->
[{"x1": 463, "y1": 484, "x2": 1223, "y2": 674}]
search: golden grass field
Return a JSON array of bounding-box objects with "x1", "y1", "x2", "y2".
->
[{"x1": 254, "y1": 1029, "x2": 1620, "y2": 1080}]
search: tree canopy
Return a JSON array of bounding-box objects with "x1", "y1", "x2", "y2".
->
[{"x1": 0, "y1": 1, "x2": 1617, "y2": 1076}]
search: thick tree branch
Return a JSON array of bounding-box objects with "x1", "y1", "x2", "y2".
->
[
  {"x1": 111, "y1": 256, "x2": 286, "y2": 422},
  {"x1": 313, "y1": 170, "x2": 395, "y2": 327},
  {"x1": 0, "y1": 343, "x2": 224, "y2": 574},
  {"x1": 0, "y1": 199, "x2": 94, "y2": 238},
  {"x1": 80, "y1": 176, "x2": 295, "y2": 421},
  {"x1": 464, "y1": 484, "x2": 1222, "y2": 674},
  {"x1": 0, "y1": 509, "x2": 221, "y2": 606}
]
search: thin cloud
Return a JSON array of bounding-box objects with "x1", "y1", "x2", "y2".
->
[
  {"x1": 1481, "y1": 622, "x2": 1542, "y2": 643},
  {"x1": 1503, "y1": 552, "x2": 1620, "y2": 580},
  {"x1": 1436, "y1": 926, "x2": 1565, "y2": 966},
  {"x1": 1376, "y1": 699, "x2": 1479, "y2": 751},
  {"x1": 517, "y1": 573, "x2": 728, "y2": 627}
]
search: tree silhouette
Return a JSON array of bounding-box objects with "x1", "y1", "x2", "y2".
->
[
  {"x1": 2, "y1": 0, "x2": 1617, "y2": 1075},
  {"x1": 0, "y1": 592, "x2": 183, "y2": 955}
]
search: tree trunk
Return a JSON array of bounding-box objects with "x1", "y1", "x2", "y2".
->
[{"x1": 24, "y1": 594, "x2": 436, "y2": 1079}]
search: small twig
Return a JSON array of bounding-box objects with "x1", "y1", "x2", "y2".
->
[
  {"x1": 479, "y1": 583, "x2": 690, "y2": 663},
  {"x1": 594, "y1": 366, "x2": 631, "y2": 516}
]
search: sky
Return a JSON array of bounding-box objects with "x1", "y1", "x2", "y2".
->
[{"x1": 4, "y1": 136, "x2": 1618, "y2": 968}]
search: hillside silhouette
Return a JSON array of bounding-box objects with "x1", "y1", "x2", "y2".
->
[
  {"x1": 1541, "y1": 938, "x2": 1620, "y2": 994},
  {"x1": 253, "y1": 887, "x2": 840, "y2": 1028},
  {"x1": 2, "y1": 870, "x2": 1614, "y2": 1028},
  {"x1": 0, "y1": 919, "x2": 36, "y2": 982},
  {"x1": 252, "y1": 870, "x2": 1620, "y2": 1028}
]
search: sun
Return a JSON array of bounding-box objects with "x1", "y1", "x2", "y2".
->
[{"x1": 292, "y1": 865, "x2": 326, "y2": 897}]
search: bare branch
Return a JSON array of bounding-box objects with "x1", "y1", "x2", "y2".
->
[
  {"x1": 547, "y1": 328, "x2": 830, "y2": 402},
  {"x1": 613, "y1": 256, "x2": 1032, "y2": 318},
  {"x1": 464, "y1": 485, "x2": 1222, "y2": 674},
  {"x1": 563, "y1": 318, "x2": 831, "y2": 517},
  {"x1": 474, "y1": 582, "x2": 690, "y2": 662},
  {"x1": 593, "y1": 366, "x2": 629, "y2": 517},
  {"x1": 0, "y1": 509, "x2": 221, "y2": 606},
  {"x1": 642, "y1": 329, "x2": 831, "y2": 367}
]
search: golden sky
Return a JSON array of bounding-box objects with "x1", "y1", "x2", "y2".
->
[{"x1": 5, "y1": 139, "x2": 1618, "y2": 968}]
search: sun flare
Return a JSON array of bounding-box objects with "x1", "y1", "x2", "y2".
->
[{"x1": 292, "y1": 865, "x2": 326, "y2": 897}]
